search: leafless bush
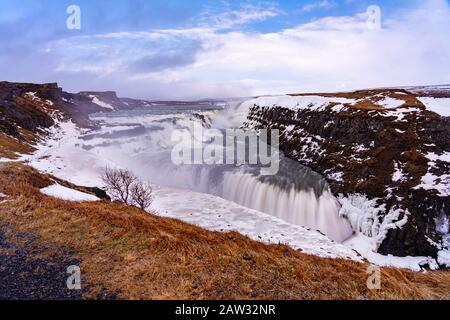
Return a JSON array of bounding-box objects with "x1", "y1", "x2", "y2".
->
[
  {"x1": 130, "y1": 180, "x2": 153, "y2": 210},
  {"x1": 102, "y1": 167, "x2": 137, "y2": 205},
  {"x1": 102, "y1": 167, "x2": 153, "y2": 210}
]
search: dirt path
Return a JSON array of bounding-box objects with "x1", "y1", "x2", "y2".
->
[{"x1": 0, "y1": 224, "x2": 84, "y2": 300}]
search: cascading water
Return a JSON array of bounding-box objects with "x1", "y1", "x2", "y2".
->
[
  {"x1": 222, "y1": 172, "x2": 351, "y2": 242},
  {"x1": 87, "y1": 100, "x2": 353, "y2": 243}
]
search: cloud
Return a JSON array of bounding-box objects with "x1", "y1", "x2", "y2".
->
[
  {"x1": 300, "y1": 1, "x2": 337, "y2": 13},
  {"x1": 195, "y1": 2, "x2": 282, "y2": 30},
  {"x1": 129, "y1": 41, "x2": 202, "y2": 73},
  {"x1": 2, "y1": 0, "x2": 450, "y2": 100}
]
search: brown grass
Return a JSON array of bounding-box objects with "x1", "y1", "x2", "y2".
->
[
  {"x1": 289, "y1": 89, "x2": 426, "y2": 111},
  {"x1": 0, "y1": 163, "x2": 449, "y2": 300},
  {"x1": 0, "y1": 133, "x2": 36, "y2": 159}
]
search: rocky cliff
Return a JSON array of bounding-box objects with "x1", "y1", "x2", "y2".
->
[
  {"x1": 0, "y1": 82, "x2": 119, "y2": 132},
  {"x1": 0, "y1": 82, "x2": 161, "y2": 136},
  {"x1": 0, "y1": 81, "x2": 147, "y2": 160},
  {"x1": 243, "y1": 88, "x2": 450, "y2": 266}
]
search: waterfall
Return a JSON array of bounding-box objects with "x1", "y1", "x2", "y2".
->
[
  {"x1": 222, "y1": 172, "x2": 353, "y2": 242},
  {"x1": 89, "y1": 102, "x2": 354, "y2": 243}
]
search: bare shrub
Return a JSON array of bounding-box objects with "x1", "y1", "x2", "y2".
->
[
  {"x1": 130, "y1": 181, "x2": 153, "y2": 210},
  {"x1": 102, "y1": 167, "x2": 153, "y2": 210},
  {"x1": 102, "y1": 167, "x2": 137, "y2": 205}
]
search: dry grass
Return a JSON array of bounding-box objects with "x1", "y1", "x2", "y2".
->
[
  {"x1": 0, "y1": 163, "x2": 449, "y2": 300},
  {"x1": 289, "y1": 89, "x2": 426, "y2": 111},
  {"x1": 0, "y1": 133, "x2": 36, "y2": 159}
]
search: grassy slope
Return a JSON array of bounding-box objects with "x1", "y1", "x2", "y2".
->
[
  {"x1": 0, "y1": 163, "x2": 449, "y2": 300},
  {"x1": 0, "y1": 132, "x2": 35, "y2": 159}
]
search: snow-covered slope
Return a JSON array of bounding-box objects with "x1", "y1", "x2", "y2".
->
[
  {"x1": 41, "y1": 184, "x2": 100, "y2": 202},
  {"x1": 90, "y1": 96, "x2": 115, "y2": 110},
  {"x1": 152, "y1": 187, "x2": 360, "y2": 260},
  {"x1": 417, "y1": 97, "x2": 450, "y2": 117}
]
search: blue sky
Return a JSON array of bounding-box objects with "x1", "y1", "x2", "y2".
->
[{"x1": 1, "y1": 0, "x2": 450, "y2": 99}]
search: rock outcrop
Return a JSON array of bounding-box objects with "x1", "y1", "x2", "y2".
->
[
  {"x1": 0, "y1": 82, "x2": 160, "y2": 137},
  {"x1": 243, "y1": 88, "x2": 450, "y2": 264}
]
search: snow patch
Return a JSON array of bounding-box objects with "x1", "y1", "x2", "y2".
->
[
  {"x1": 40, "y1": 184, "x2": 100, "y2": 202},
  {"x1": 25, "y1": 92, "x2": 40, "y2": 101},
  {"x1": 377, "y1": 97, "x2": 405, "y2": 109},
  {"x1": 417, "y1": 97, "x2": 450, "y2": 117},
  {"x1": 381, "y1": 107, "x2": 420, "y2": 121},
  {"x1": 438, "y1": 250, "x2": 450, "y2": 267},
  {"x1": 240, "y1": 95, "x2": 356, "y2": 112},
  {"x1": 90, "y1": 95, "x2": 115, "y2": 110},
  {"x1": 20, "y1": 120, "x2": 110, "y2": 187},
  {"x1": 392, "y1": 162, "x2": 405, "y2": 183},
  {"x1": 344, "y1": 233, "x2": 438, "y2": 271},
  {"x1": 414, "y1": 152, "x2": 450, "y2": 196}
]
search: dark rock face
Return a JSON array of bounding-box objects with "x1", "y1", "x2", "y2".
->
[
  {"x1": 78, "y1": 91, "x2": 132, "y2": 110},
  {"x1": 379, "y1": 189, "x2": 448, "y2": 257},
  {"x1": 86, "y1": 187, "x2": 110, "y2": 200},
  {"x1": 0, "y1": 82, "x2": 59, "y2": 136},
  {"x1": 0, "y1": 82, "x2": 125, "y2": 136},
  {"x1": 244, "y1": 90, "x2": 450, "y2": 260}
]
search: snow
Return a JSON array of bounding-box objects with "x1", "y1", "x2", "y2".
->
[
  {"x1": 426, "y1": 151, "x2": 450, "y2": 163},
  {"x1": 327, "y1": 171, "x2": 343, "y2": 182},
  {"x1": 21, "y1": 118, "x2": 362, "y2": 262},
  {"x1": 341, "y1": 198, "x2": 411, "y2": 249},
  {"x1": 377, "y1": 97, "x2": 405, "y2": 109},
  {"x1": 415, "y1": 172, "x2": 450, "y2": 196},
  {"x1": 392, "y1": 162, "x2": 405, "y2": 183},
  {"x1": 90, "y1": 95, "x2": 115, "y2": 110},
  {"x1": 151, "y1": 187, "x2": 361, "y2": 261},
  {"x1": 98, "y1": 125, "x2": 141, "y2": 133},
  {"x1": 24, "y1": 92, "x2": 54, "y2": 107},
  {"x1": 331, "y1": 104, "x2": 346, "y2": 112},
  {"x1": 239, "y1": 95, "x2": 356, "y2": 112},
  {"x1": 377, "y1": 207, "x2": 410, "y2": 245},
  {"x1": 438, "y1": 250, "x2": 450, "y2": 267},
  {"x1": 339, "y1": 194, "x2": 443, "y2": 271},
  {"x1": 381, "y1": 107, "x2": 420, "y2": 121},
  {"x1": 0, "y1": 193, "x2": 7, "y2": 198},
  {"x1": 417, "y1": 97, "x2": 450, "y2": 117},
  {"x1": 18, "y1": 108, "x2": 447, "y2": 271},
  {"x1": 20, "y1": 120, "x2": 110, "y2": 187},
  {"x1": 344, "y1": 233, "x2": 438, "y2": 271},
  {"x1": 435, "y1": 213, "x2": 449, "y2": 235},
  {"x1": 414, "y1": 152, "x2": 450, "y2": 196},
  {"x1": 40, "y1": 184, "x2": 100, "y2": 202},
  {"x1": 240, "y1": 94, "x2": 420, "y2": 125},
  {"x1": 338, "y1": 194, "x2": 384, "y2": 238},
  {"x1": 25, "y1": 92, "x2": 40, "y2": 101}
]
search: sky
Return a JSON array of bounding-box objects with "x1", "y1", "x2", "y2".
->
[{"x1": 1, "y1": 0, "x2": 450, "y2": 99}]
